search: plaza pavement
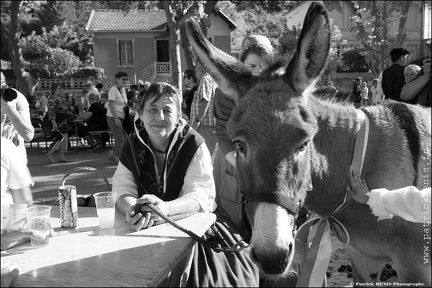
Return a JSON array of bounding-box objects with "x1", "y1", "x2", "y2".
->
[{"x1": 26, "y1": 142, "x2": 118, "y2": 203}]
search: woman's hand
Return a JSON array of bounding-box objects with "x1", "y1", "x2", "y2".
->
[
  {"x1": 125, "y1": 195, "x2": 169, "y2": 231},
  {"x1": 125, "y1": 204, "x2": 147, "y2": 231}
]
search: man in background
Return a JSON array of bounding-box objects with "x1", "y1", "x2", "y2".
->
[
  {"x1": 82, "y1": 80, "x2": 99, "y2": 110},
  {"x1": 381, "y1": 48, "x2": 410, "y2": 102}
]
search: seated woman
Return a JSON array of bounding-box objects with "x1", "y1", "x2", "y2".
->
[{"x1": 113, "y1": 82, "x2": 259, "y2": 287}]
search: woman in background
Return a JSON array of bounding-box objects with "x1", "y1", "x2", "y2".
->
[
  {"x1": 106, "y1": 71, "x2": 128, "y2": 163},
  {"x1": 46, "y1": 83, "x2": 69, "y2": 163}
]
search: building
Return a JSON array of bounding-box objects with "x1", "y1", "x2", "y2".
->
[{"x1": 85, "y1": 9, "x2": 236, "y2": 85}]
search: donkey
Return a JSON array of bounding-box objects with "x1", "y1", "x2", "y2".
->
[{"x1": 186, "y1": 1, "x2": 431, "y2": 285}]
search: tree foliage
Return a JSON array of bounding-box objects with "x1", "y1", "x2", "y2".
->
[
  {"x1": 326, "y1": 1, "x2": 412, "y2": 75},
  {"x1": 339, "y1": 48, "x2": 369, "y2": 72},
  {"x1": 19, "y1": 26, "x2": 82, "y2": 78}
]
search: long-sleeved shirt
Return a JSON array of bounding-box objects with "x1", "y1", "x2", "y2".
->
[{"x1": 367, "y1": 186, "x2": 431, "y2": 223}]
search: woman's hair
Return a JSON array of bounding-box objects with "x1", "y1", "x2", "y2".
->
[
  {"x1": 114, "y1": 71, "x2": 128, "y2": 79},
  {"x1": 51, "y1": 83, "x2": 63, "y2": 95},
  {"x1": 138, "y1": 82, "x2": 182, "y2": 116},
  {"x1": 404, "y1": 64, "x2": 421, "y2": 76}
]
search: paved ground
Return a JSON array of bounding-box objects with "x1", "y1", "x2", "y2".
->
[{"x1": 26, "y1": 142, "x2": 118, "y2": 202}]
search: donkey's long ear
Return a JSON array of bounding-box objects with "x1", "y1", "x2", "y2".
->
[
  {"x1": 284, "y1": 1, "x2": 330, "y2": 93},
  {"x1": 186, "y1": 17, "x2": 255, "y2": 104}
]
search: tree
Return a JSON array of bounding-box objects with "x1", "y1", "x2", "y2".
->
[
  {"x1": 326, "y1": 1, "x2": 412, "y2": 76},
  {"x1": 20, "y1": 27, "x2": 82, "y2": 78},
  {"x1": 1, "y1": 0, "x2": 39, "y2": 96},
  {"x1": 162, "y1": 1, "x2": 202, "y2": 90}
]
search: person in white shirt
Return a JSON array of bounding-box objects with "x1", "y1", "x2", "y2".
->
[
  {"x1": 1, "y1": 137, "x2": 33, "y2": 205},
  {"x1": 360, "y1": 81, "x2": 370, "y2": 106},
  {"x1": 82, "y1": 80, "x2": 99, "y2": 111},
  {"x1": 370, "y1": 78, "x2": 383, "y2": 105},
  {"x1": 348, "y1": 170, "x2": 431, "y2": 223},
  {"x1": 106, "y1": 71, "x2": 128, "y2": 163}
]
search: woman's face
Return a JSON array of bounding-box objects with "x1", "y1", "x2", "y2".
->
[
  {"x1": 141, "y1": 94, "x2": 180, "y2": 144},
  {"x1": 67, "y1": 98, "x2": 73, "y2": 106},
  {"x1": 116, "y1": 76, "x2": 128, "y2": 88},
  {"x1": 54, "y1": 86, "x2": 64, "y2": 97},
  {"x1": 243, "y1": 53, "x2": 266, "y2": 75},
  {"x1": 404, "y1": 69, "x2": 418, "y2": 83}
]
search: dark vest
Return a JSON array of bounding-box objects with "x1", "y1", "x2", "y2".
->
[{"x1": 120, "y1": 125, "x2": 205, "y2": 200}]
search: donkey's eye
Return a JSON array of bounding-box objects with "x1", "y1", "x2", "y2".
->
[
  {"x1": 234, "y1": 140, "x2": 247, "y2": 153},
  {"x1": 298, "y1": 141, "x2": 310, "y2": 152}
]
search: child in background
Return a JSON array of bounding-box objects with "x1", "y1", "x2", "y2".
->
[
  {"x1": 101, "y1": 93, "x2": 109, "y2": 111},
  {"x1": 348, "y1": 170, "x2": 431, "y2": 223}
]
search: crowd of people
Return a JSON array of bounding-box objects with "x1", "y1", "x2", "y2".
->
[
  {"x1": 349, "y1": 48, "x2": 431, "y2": 108},
  {"x1": 1, "y1": 38, "x2": 431, "y2": 286}
]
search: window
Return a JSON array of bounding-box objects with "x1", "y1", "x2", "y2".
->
[
  {"x1": 119, "y1": 40, "x2": 133, "y2": 66},
  {"x1": 342, "y1": 3, "x2": 354, "y2": 29},
  {"x1": 406, "y1": 4, "x2": 419, "y2": 29}
]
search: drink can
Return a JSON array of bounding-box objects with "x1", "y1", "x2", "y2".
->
[{"x1": 58, "y1": 185, "x2": 78, "y2": 228}]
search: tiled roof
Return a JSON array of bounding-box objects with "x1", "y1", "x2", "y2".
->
[{"x1": 85, "y1": 10, "x2": 168, "y2": 32}]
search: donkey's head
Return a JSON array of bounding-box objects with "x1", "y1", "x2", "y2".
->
[{"x1": 187, "y1": 1, "x2": 330, "y2": 278}]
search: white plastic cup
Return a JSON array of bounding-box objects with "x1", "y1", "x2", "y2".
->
[
  {"x1": 26, "y1": 205, "x2": 52, "y2": 248},
  {"x1": 93, "y1": 192, "x2": 117, "y2": 229}
]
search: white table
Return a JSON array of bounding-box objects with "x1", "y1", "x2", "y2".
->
[{"x1": 1, "y1": 205, "x2": 216, "y2": 287}]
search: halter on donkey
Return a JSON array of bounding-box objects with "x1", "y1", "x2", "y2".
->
[{"x1": 186, "y1": 1, "x2": 431, "y2": 285}]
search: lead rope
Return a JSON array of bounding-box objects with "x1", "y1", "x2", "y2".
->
[{"x1": 147, "y1": 203, "x2": 250, "y2": 253}]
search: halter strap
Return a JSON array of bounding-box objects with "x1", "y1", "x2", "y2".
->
[{"x1": 243, "y1": 192, "x2": 300, "y2": 215}]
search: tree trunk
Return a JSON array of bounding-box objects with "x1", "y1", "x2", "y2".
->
[
  {"x1": 2, "y1": 1, "x2": 38, "y2": 96},
  {"x1": 163, "y1": 2, "x2": 182, "y2": 90},
  {"x1": 393, "y1": 1, "x2": 411, "y2": 48}
]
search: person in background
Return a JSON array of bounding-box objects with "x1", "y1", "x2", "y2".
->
[
  {"x1": 1, "y1": 72, "x2": 35, "y2": 162},
  {"x1": 370, "y1": 78, "x2": 383, "y2": 105},
  {"x1": 95, "y1": 83, "x2": 104, "y2": 96},
  {"x1": 65, "y1": 94, "x2": 80, "y2": 121},
  {"x1": 1, "y1": 72, "x2": 34, "y2": 193},
  {"x1": 189, "y1": 61, "x2": 218, "y2": 155},
  {"x1": 182, "y1": 68, "x2": 199, "y2": 120},
  {"x1": 113, "y1": 82, "x2": 259, "y2": 287},
  {"x1": 106, "y1": 71, "x2": 128, "y2": 164},
  {"x1": 101, "y1": 92, "x2": 109, "y2": 111},
  {"x1": 82, "y1": 80, "x2": 99, "y2": 110},
  {"x1": 76, "y1": 94, "x2": 108, "y2": 151},
  {"x1": 381, "y1": 48, "x2": 410, "y2": 102},
  {"x1": 348, "y1": 170, "x2": 431, "y2": 224},
  {"x1": 351, "y1": 77, "x2": 362, "y2": 107},
  {"x1": 1, "y1": 137, "x2": 55, "y2": 287},
  {"x1": 403, "y1": 64, "x2": 421, "y2": 84},
  {"x1": 1, "y1": 137, "x2": 33, "y2": 205},
  {"x1": 360, "y1": 81, "x2": 370, "y2": 106},
  {"x1": 39, "y1": 91, "x2": 49, "y2": 114},
  {"x1": 401, "y1": 57, "x2": 431, "y2": 107},
  {"x1": 45, "y1": 83, "x2": 70, "y2": 163}
]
